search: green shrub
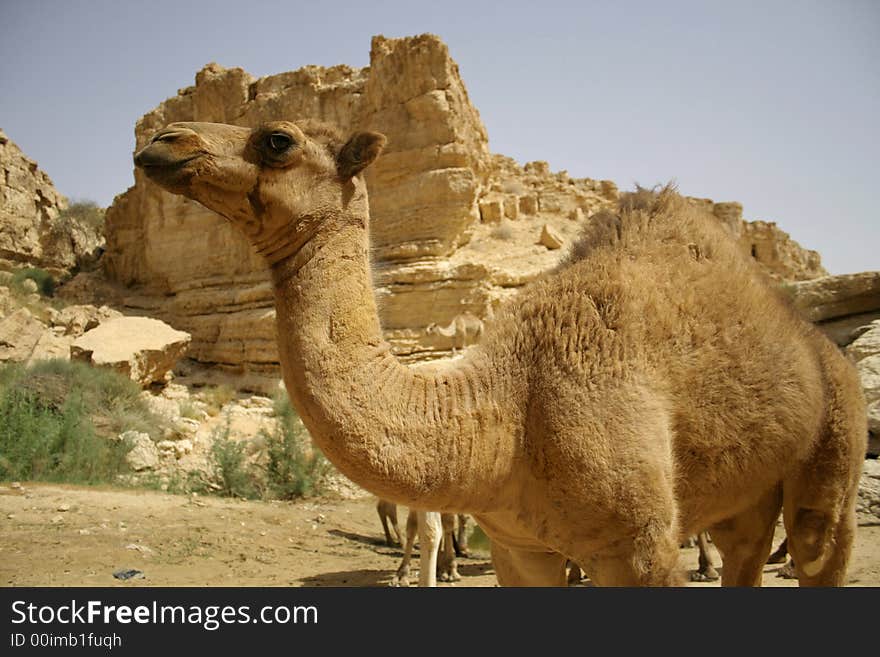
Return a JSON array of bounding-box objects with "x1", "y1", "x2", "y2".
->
[
  {"x1": 198, "y1": 418, "x2": 260, "y2": 499},
  {"x1": 57, "y1": 200, "x2": 105, "y2": 230},
  {"x1": 12, "y1": 267, "x2": 56, "y2": 297},
  {"x1": 264, "y1": 394, "x2": 330, "y2": 499},
  {"x1": 0, "y1": 360, "x2": 169, "y2": 484},
  {"x1": 178, "y1": 398, "x2": 203, "y2": 420},
  {"x1": 0, "y1": 375, "x2": 130, "y2": 483},
  {"x1": 198, "y1": 384, "x2": 236, "y2": 416}
]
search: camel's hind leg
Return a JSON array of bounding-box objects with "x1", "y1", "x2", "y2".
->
[
  {"x1": 783, "y1": 355, "x2": 865, "y2": 587},
  {"x1": 491, "y1": 543, "x2": 568, "y2": 586},
  {"x1": 709, "y1": 485, "x2": 782, "y2": 586},
  {"x1": 782, "y1": 436, "x2": 861, "y2": 586}
]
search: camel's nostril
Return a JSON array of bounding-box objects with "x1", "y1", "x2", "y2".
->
[{"x1": 151, "y1": 130, "x2": 185, "y2": 144}]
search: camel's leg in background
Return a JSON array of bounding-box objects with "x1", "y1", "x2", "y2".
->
[
  {"x1": 691, "y1": 531, "x2": 720, "y2": 581},
  {"x1": 438, "y1": 513, "x2": 461, "y2": 582},
  {"x1": 376, "y1": 499, "x2": 404, "y2": 547},
  {"x1": 767, "y1": 536, "x2": 788, "y2": 564},
  {"x1": 456, "y1": 514, "x2": 470, "y2": 556},
  {"x1": 392, "y1": 509, "x2": 419, "y2": 587}
]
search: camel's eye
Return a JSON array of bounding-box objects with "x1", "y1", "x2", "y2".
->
[{"x1": 267, "y1": 132, "x2": 294, "y2": 153}]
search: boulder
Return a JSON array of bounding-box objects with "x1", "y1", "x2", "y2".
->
[
  {"x1": 0, "y1": 308, "x2": 45, "y2": 362},
  {"x1": 846, "y1": 321, "x2": 880, "y2": 448},
  {"x1": 846, "y1": 320, "x2": 880, "y2": 363},
  {"x1": 478, "y1": 199, "x2": 503, "y2": 224},
  {"x1": 538, "y1": 224, "x2": 564, "y2": 250},
  {"x1": 122, "y1": 431, "x2": 159, "y2": 471},
  {"x1": 70, "y1": 317, "x2": 191, "y2": 387},
  {"x1": 790, "y1": 272, "x2": 880, "y2": 323},
  {"x1": 51, "y1": 304, "x2": 122, "y2": 337},
  {"x1": 857, "y1": 459, "x2": 880, "y2": 522},
  {"x1": 518, "y1": 195, "x2": 538, "y2": 216}
]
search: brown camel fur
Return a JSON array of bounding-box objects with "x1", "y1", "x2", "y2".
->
[{"x1": 135, "y1": 119, "x2": 866, "y2": 586}]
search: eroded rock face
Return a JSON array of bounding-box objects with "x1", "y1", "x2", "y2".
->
[
  {"x1": 738, "y1": 220, "x2": 826, "y2": 282},
  {"x1": 102, "y1": 33, "x2": 829, "y2": 375},
  {"x1": 790, "y1": 272, "x2": 880, "y2": 324},
  {"x1": 70, "y1": 317, "x2": 191, "y2": 387},
  {"x1": 0, "y1": 130, "x2": 104, "y2": 277}
]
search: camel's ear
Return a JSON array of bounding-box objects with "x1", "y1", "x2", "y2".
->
[{"x1": 337, "y1": 131, "x2": 386, "y2": 179}]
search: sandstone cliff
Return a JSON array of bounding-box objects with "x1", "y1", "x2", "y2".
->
[
  {"x1": 0, "y1": 130, "x2": 104, "y2": 278},
  {"x1": 102, "y1": 34, "x2": 827, "y2": 383}
]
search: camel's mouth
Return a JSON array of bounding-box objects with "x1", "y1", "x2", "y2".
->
[{"x1": 134, "y1": 150, "x2": 203, "y2": 187}]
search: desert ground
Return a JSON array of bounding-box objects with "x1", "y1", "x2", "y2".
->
[{"x1": 2, "y1": 482, "x2": 878, "y2": 588}]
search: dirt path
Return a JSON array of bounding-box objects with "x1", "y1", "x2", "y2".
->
[{"x1": 2, "y1": 483, "x2": 878, "y2": 587}]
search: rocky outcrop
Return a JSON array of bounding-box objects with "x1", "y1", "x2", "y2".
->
[
  {"x1": 0, "y1": 130, "x2": 104, "y2": 277},
  {"x1": 789, "y1": 272, "x2": 880, "y2": 347},
  {"x1": 857, "y1": 459, "x2": 880, "y2": 522},
  {"x1": 790, "y1": 272, "x2": 880, "y2": 323},
  {"x1": 847, "y1": 320, "x2": 880, "y2": 455},
  {"x1": 70, "y1": 317, "x2": 191, "y2": 387},
  {"x1": 737, "y1": 220, "x2": 826, "y2": 282},
  {"x1": 0, "y1": 308, "x2": 48, "y2": 362},
  {"x1": 102, "y1": 34, "x2": 828, "y2": 376}
]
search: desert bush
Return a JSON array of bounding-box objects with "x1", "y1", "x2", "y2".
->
[
  {"x1": 195, "y1": 418, "x2": 261, "y2": 499},
  {"x1": 177, "y1": 398, "x2": 203, "y2": 421},
  {"x1": 56, "y1": 200, "x2": 105, "y2": 231},
  {"x1": 12, "y1": 267, "x2": 56, "y2": 297},
  {"x1": 489, "y1": 220, "x2": 515, "y2": 241},
  {"x1": 0, "y1": 359, "x2": 170, "y2": 483},
  {"x1": 0, "y1": 362, "x2": 138, "y2": 483},
  {"x1": 198, "y1": 384, "x2": 236, "y2": 416},
  {"x1": 264, "y1": 394, "x2": 330, "y2": 499}
]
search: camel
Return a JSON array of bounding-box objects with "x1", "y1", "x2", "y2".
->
[
  {"x1": 376, "y1": 498, "x2": 405, "y2": 547},
  {"x1": 135, "y1": 119, "x2": 866, "y2": 586},
  {"x1": 376, "y1": 500, "x2": 467, "y2": 586},
  {"x1": 426, "y1": 312, "x2": 484, "y2": 356}
]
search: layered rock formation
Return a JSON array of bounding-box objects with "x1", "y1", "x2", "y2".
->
[
  {"x1": 102, "y1": 34, "x2": 828, "y2": 383},
  {"x1": 0, "y1": 130, "x2": 104, "y2": 277},
  {"x1": 790, "y1": 271, "x2": 880, "y2": 346}
]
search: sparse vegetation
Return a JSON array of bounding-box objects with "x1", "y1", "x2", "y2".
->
[
  {"x1": 12, "y1": 267, "x2": 56, "y2": 297},
  {"x1": 55, "y1": 200, "x2": 105, "y2": 231},
  {"x1": 198, "y1": 384, "x2": 236, "y2": 416},
  {"x1": 196, "y1": 418, "x2": 261, "y2": 500},
  {"x1": 177, "y1": 398, "x2": 204, "y2": 421},
  {"x1": 489, "y1": 220, "x2": 515, "y2": 241},
  {"x1": 0, "y1": 360, "x2": 167, "y2": 484},
  {"x1": 264, "y1": 394, "x2": 330, "y2": 499}
]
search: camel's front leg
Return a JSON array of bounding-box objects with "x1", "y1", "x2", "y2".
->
[{"x1": 418, "y1": 511, "x2": 442, "y2": 587}]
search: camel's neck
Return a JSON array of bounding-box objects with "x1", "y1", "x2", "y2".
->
[{"x1": 269, "y1": 213, "x2": 516, "y2": 511}]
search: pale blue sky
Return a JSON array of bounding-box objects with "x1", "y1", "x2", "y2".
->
[{"x1": 1, "y1": 0, "x2": 877, "y2": 274}]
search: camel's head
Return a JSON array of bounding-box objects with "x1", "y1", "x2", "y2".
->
[{"x1": 133, "y1": 120, "x2": 385, "y2": 263}]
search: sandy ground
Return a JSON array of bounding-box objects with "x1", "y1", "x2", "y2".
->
[{"x1": 1, "y1": 482, "x2": 878, "y2": 587}]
